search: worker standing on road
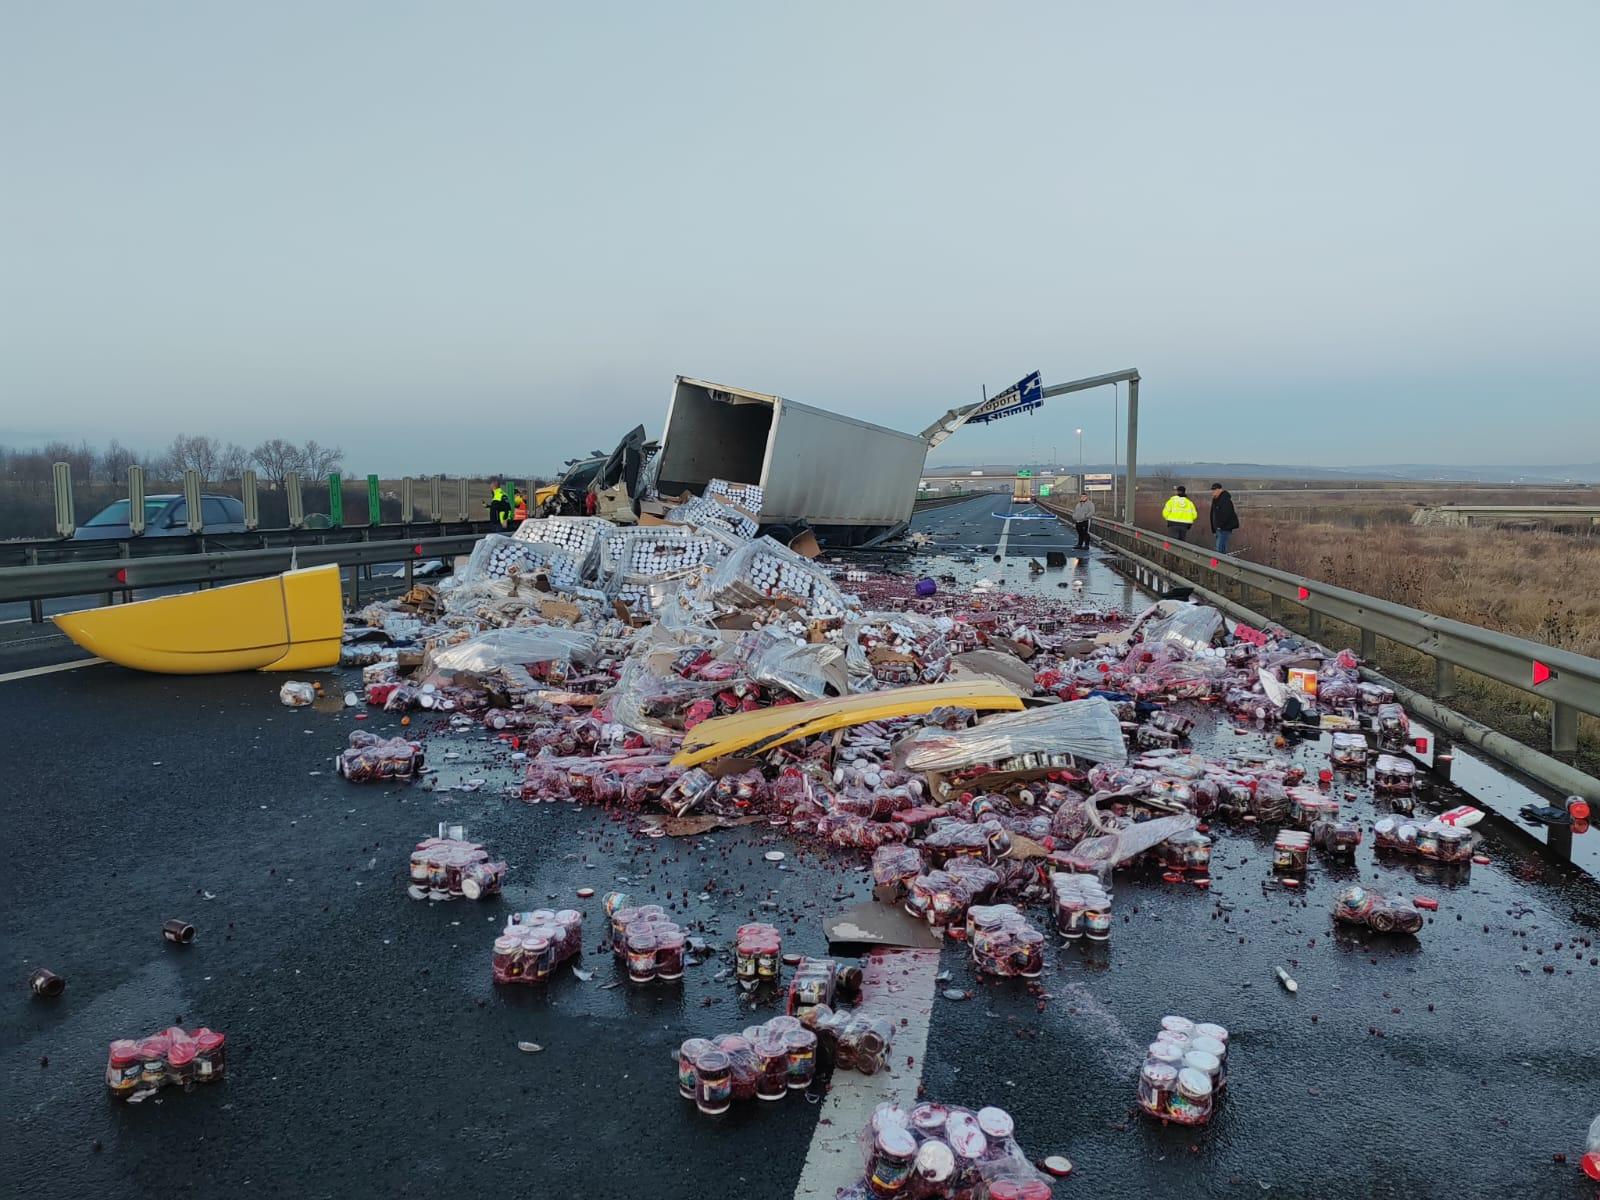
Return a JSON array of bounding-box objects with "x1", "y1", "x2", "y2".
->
[
  {"x1": 1161, "y1": 485, "x2": 1198, "y2": 541},
  {"x1": 513, "y1": 489, "x2": 529, "y2": 523},
  {"x1": 486, "y1": 479, "x2": 511, "y2": 528},
  {"x1": 1208, "y1": 482, "x2": 1240, "y2": 553},
  {"x1": 1070, "y1": 492, "x2": 1095, "y2": 550}
]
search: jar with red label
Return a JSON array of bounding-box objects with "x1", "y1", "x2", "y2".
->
[
  {"x1": 522, "y1": 931, "x2": 555, "y2": 981},
  {"x1": 106, "y1": 1040, "x2": 141, "y2": 1098},
  {"x1": 755, "y1": 932, "x2": 781, "y2": 983},
  {"x1": 192, "y1": 1029, "x2": 227, "y2": 1083},
  {"x1": 1010, "y1": 927, "x2": 1044, "y2": 977},
  {"x1": 718, "y1": 1034, "x2": 759, "y2": 1101}
]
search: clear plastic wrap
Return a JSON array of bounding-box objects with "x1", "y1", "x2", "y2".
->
[
  {"x1": 665, "y1": 494, "x2": 760, "y2": 539},
  {"x1": 1140, "y1": 604, "x2": 1224, "y2": 655},
  {"x1": 702, "y1": 536, "x2": 851, "y2": 618},
  {"x1": 427, "y1": 627, "x2": 598, "y2": 674},
  {"x1": 744, "y1": 632, "x2": 848, "y2": 701},
  {"x1": 457, "y1": 533, "x2": 585, "y2": 587},
  {"x1": 1057, "y1": 812, "x2": 1199, "y2": 877},
  {"x1": 871, "y1": 844, "x2": 926, "y2": 887},
  {"x1": 704, "y1": 477, "x2": 763, "y2": 514},
  {"x1": 336, "y1": 730, "x2": 424, "y2": 781},
  {"x1": 599, "y1": 526, "x2": 731, "y2": 582},
  {"x1": 895, "y1": 696, "x2": 1127, "y2": 772},
  {"x1": 1333, "y1": 885, "x2": 1424, "y2": 934},
  {"x1": 511, "y1": 515, "x2": 616, "y2": 575}
]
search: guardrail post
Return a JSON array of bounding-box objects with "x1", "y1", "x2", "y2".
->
[
  {"x1": 27, "y1": 546, "x2": 44, "y2": 622},
  {"x1": 401, "y1": 477, "x2": 414, "y2": 524},
  {"x1": 328, "y1": 473, "x2": 343, "y2": 528},
  {"x1": 241, "y1": 470, "x2": 259, "y2": 530},
  {"x1": 53, "y1": 462, "x2": 76, "y2": 538},
  {"x1": 429, "y1": 477, "x2": 442, "y2": 522},
  {"x1": 1434, "y1": 659, "x2": 1457, "y2": 700},
  {"x1": 456, "y1": 479, "x2": 469, "y2": 522},
  {"x1": 286, "y1": 472, "x2": 305, "y2": 529},
  {"x1": 1551, "y1": 702, "x2": 1577, "y2": 758},
  {"x1": 128, "y1": 465, "x2": 147, "y2": 535},
  {"x1": 1360, "y1": 628, "x2": 1376, "y2": 660},
  {"x1": 1307, "y1": 609, "x2": 1322, "y2": 637},
  {"x1": 183, "y1": 471, "x2": 203, "y2": 532},
  {"x1": 1431, "y1": 732, "x2": 1454, "y2": 783},
  {"x1": 366, "y1": 474, "x2": 381, "y2": 526}
]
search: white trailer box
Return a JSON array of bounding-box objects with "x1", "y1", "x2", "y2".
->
[{"x1": 655, "y1": 377, "x2": 928, "y2": 544}]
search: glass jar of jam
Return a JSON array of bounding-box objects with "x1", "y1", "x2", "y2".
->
[
  {"x1": 522, "y1": 932, "x2": 554, "y2": 982},
  {"x1": 409, "y1": 850, "x2": 430, "y2": 885},
  {"x1": 1169, "y1": 1067, "x2": 1214, "y2": 1125},
  {"x1": 626, "y1": 928, "x2": 658, "y2": 984},
  {"x1": 735, "y1": 934, "x2": 759, "y2": 984},
  {"x1": 976, "y1": 1105, "x2": 1015, "y2": 1149},
  {"x1": 192, "y1": 1029, "x2": 227, "y2": 1083},
  {"x1": 1011, "y1": 928, "x2": 1045, "y2": 977},
  {"x1": 913, "y1": 1139, "x2": 955, "y2": 1193},
  {"x1": 106, "y1": 1040, "x2": 141, "y2": 1098},
  {"x1": 693, "y1": 1048, "x2": 732, "y2": 1115},
  {"x1": 654, "y1": 926, "x2": 686, "y2": 980},
  {"x1": 755, "y1": 933, "x2": 781, "y2": 983},
  {"x1": 137, "y1": 1036, "x2": 168, "y2": 1090},
  {"x1": 782, "y1": 1028, "x2": 817, "y2": 1090},
  {"x1": 1084, "y1": 909, "x2": 1112, "y2": 941},
  {"x1": 869, "y1": 1125, "x2": 917, "y2": 1197},
  {"x1": 167, "y1": 1041, "x2": 197, "y2": 1088},
  {"x1": 1138, "y1": 1059, "x2": 1178, "y2": 1117},
  {"x1": 492, "y1": 934, "x2": 521, "y2": 982},
  {"x1": 753, "y1": 1035, "x2": 789, "y2": 1101},
  {"x1": 677, "y1": 1037, "x2": 714, "y2": 1100},
  {"x1": 1189, "y1": 1036, "x2": 1228, "y2": 1087}
]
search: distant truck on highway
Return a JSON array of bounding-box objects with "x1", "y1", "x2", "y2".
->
[{"x1": 651, "y1": 377, "x2": 929, "y2": 546}]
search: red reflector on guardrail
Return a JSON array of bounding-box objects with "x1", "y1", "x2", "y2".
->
[
  {"x1": 1297, "y1": 586, "x2": 1310, "y2": 601},
  {"x1": 1209, "y1": 557, "x2": 1219, "y2": 568},
  {"x1": 413, "y1": 544, "x2": 424, "y2": 556},
  {"x1": 115, "y1": 568, "x2": 127, "y2": 584},
  {"x1": 1162, "y1": 541, "x2": 1171, "y2": 550},
  {"x1": 1532, "y1": 660, "x2": 1552, "y2": 686}
]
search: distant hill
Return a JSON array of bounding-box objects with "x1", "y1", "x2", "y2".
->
[{"x1": 925, "y1": 461, "x2": 1600, "y2": 484}]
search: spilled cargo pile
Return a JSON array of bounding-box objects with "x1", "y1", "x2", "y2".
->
[{"x1": 326, "y1": 497, "x2": 1492, "y2": 1186}]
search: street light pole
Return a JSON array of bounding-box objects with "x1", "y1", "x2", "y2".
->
[{"x1": 1075, "y1": 428, "x2": 1083, "y2": 479}]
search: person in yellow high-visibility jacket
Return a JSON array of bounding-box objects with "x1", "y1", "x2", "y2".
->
[{"x1": 1161, "y1": 486, "x2": 1198, "y2": 541}]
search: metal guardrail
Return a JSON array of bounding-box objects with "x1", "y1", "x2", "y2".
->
[
  {"x1": 1043, "y1": 503, "x2": 1600, "y2": 761},
  {"x1": 0, "y1": 533, "x2": 488, "y2": 610}
]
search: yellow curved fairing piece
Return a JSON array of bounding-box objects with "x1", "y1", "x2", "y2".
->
[
  {"x1": 671, "y1": 681, "x2": 1025, "y2": 768},
  {"x1": 53, "y1": 564, "x2": 342, "y2": 674}
]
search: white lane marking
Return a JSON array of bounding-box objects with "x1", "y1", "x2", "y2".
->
[
  {"x1": 0, "y1": 657, "x2": 107, "y2": 683},
  {"x1": 794, "y1": 948, "x2": 939, "y2": 1199}
]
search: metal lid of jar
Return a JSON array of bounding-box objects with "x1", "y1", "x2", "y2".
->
[
  {"x1": 1183, "y1": 1050, "x2": 1221, "y2": 1076},
  {"x1": 976, "y1": 1106, "x2": 1015, "y2": 1140},
  {"x1": 1159, "y1": 1015, "x2": 1195, "y2": 1035},
  {"x1": 914, "y1": 1139, "x2": 955, "y2": 1182},
  {"x1": 1177, "y1": 1067, "x2": 1213, "y2": 1098},
  {"x1": 1194, "y1": 1022, "x2": 1228, "y2": 1043},
  {"x1": 1142, "y1": 1061, "x2": 1178, "y2": 1086},
  {"x1": 1191, "y1": 1035, "x2": 1227, "y2": 1060}
]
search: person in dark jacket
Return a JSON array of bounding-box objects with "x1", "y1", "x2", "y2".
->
[{"x1": 1208, "y1": 483, "x2": 1239, "y2": 552}]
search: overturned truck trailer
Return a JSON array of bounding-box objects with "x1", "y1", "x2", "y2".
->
[{"x1": 654, "y1": 377, "x2": 929, "y2": 547}]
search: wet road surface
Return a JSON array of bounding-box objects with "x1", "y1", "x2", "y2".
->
[{"x1": 5, "y1": 496, "x2": 1599, "y2": 1198}]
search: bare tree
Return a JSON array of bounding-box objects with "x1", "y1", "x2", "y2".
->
[
  {"x1": 218, "y1": 441, "x2": 252, "y2": 480},
  {"x1": 300, "y1": 439, "x2": 344, "y2": 479},
  {"x1": 160, "y1": 434, "x2": 223, "y2": 481},
  {"x1": 99, "y1": 439, "x2": 139, "y2": 483},
  {"x1": 42, "y1": 439, "x2": 96, "y2": 480},
  {"x1": 250, "y1": 438, "x2": 302, "y2": 488}
]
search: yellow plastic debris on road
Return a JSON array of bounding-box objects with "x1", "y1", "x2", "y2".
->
[
  {"x1": 52, "y1": 565, "x2": 343, "y2": 674},
  {"x1": 671, "y1": 680, "x2": 1025, "y2": 768}
]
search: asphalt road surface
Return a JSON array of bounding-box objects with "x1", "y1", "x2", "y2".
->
[{"x1": 5, "y1": 500, "x2": 1599, "y2": 1198}]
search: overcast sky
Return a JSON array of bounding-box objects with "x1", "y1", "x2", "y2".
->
[{"x1": 2, "y1": 2, "x2": 1596, "y2": 476}]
